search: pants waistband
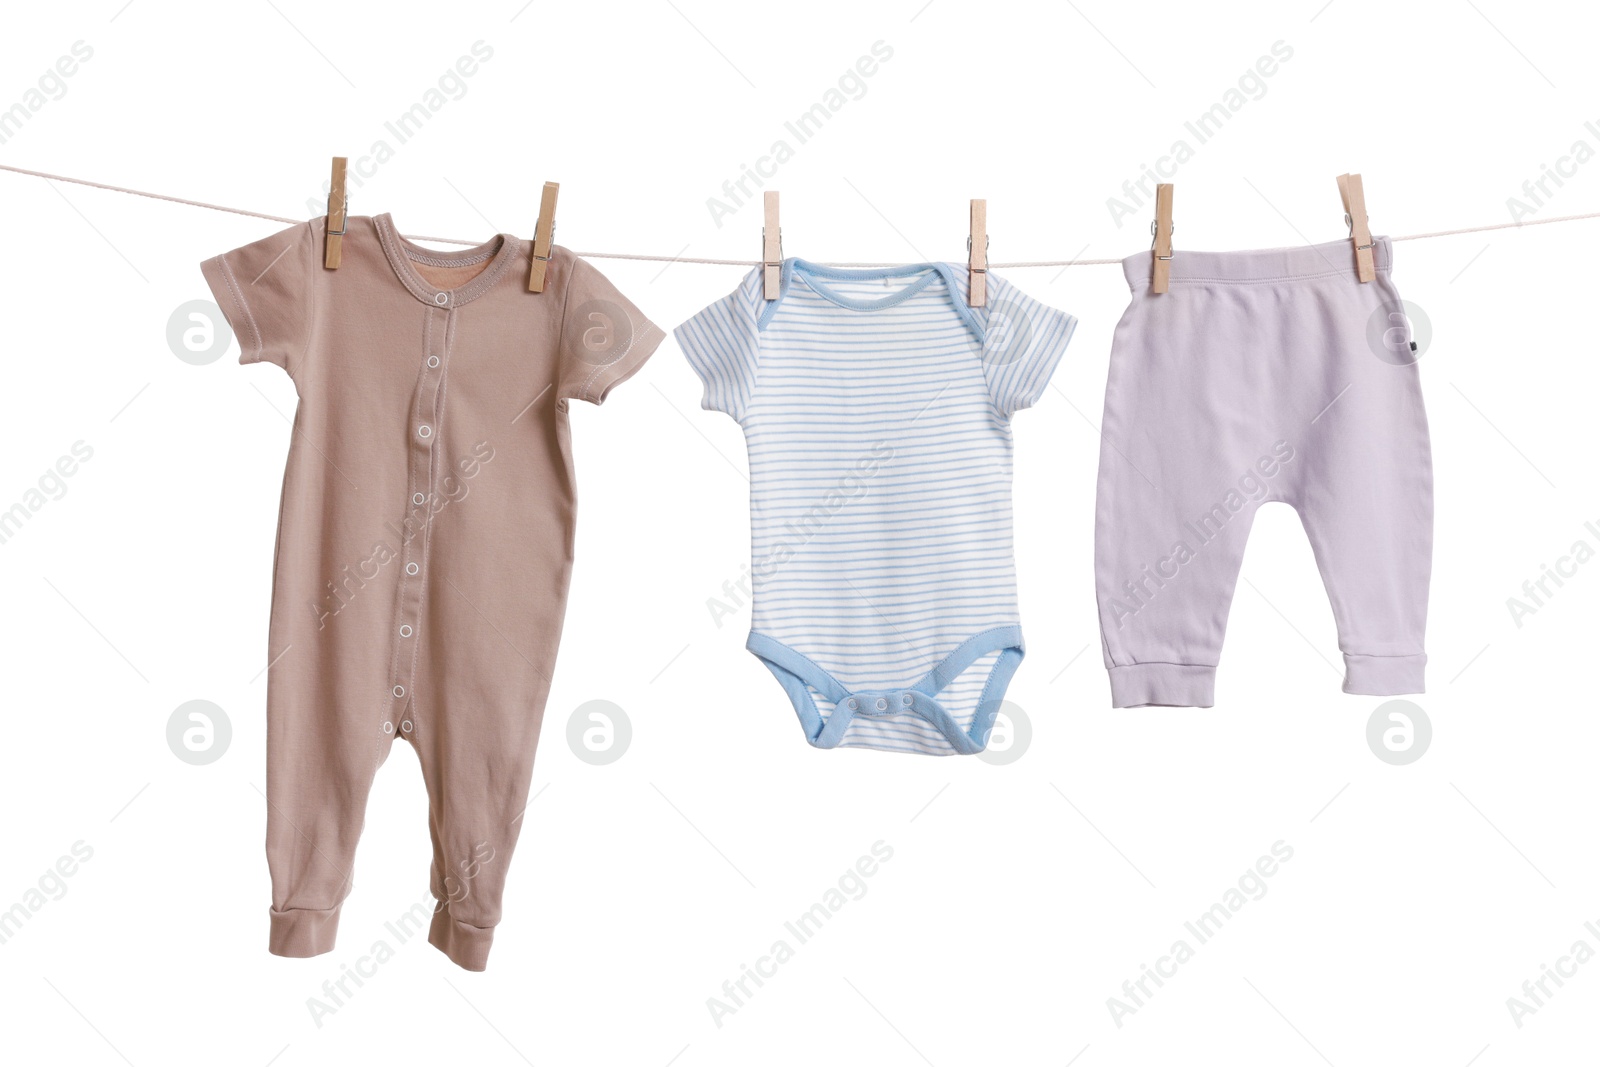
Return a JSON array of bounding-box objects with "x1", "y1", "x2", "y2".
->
[{"x1": 1121, "y1": 236, "x2": 1393, "y2": 290}]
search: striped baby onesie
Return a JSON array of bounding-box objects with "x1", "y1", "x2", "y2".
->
[{"x1": 675, "y1": 259, "x2": 1075, "y2": 755}]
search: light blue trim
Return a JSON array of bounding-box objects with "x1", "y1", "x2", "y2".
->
[
  {"x1": 756, "y1": 258, "x2": 986, "y2": 343},
  {"x1": 746, "y1": 625, "x2": 1025, "y2": 755},
  {"x1": 790, "y1": 259, "x2": 947, "y2": 311},
  {"x1": 747, "y1": 634, "x2": 848, "y2": 745}
]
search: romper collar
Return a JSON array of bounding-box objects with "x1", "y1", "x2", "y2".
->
[{"x1": 373, "y1": 213, "x2": 521, "y2": 308}]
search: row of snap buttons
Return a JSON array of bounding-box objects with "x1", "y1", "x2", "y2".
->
[
  {"x1": 845, "y1": 694, "x2": 917, "y2": 711},
  {"x1": 389, "y1": 337, "x2": 446, "y2": 741}
]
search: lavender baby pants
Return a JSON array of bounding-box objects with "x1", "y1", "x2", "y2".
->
[{"x1": 1095, "y1": 236, "x2": 1432, "y2": 707}]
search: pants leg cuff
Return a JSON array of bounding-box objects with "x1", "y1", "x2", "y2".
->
[
  {"x1": 1343, "y1": 653, "x2": 1426, "y2": 695},
  {"x1": 429, "y1": 905, "x2": 495, "y2": 971},
  {"x1": 1108, "y1": 663, "x2": 1216, "y2": 708},
  {"x1": 269, "y1": 903, "x2": 341, "y2": 958}
]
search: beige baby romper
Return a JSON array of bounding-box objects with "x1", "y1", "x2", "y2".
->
[{"x1": 201, "y1": 213, "x2": 662, "y2": 970}]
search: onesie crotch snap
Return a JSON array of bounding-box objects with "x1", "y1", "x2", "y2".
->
[
  {"x1": 818, "y1": 686, "x2": 980, "y2": 753},
  {"x1": 848, "y1": 689, "x2": 924, "y2": 717}
]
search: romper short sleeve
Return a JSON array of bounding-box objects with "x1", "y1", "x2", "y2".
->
[
  {"x1": 672, "y1": 268, "x2": 763, "y2": 422},
  {"x1": 199, "y1": 221, "x2": 317, "y2": 376},
  {"x1": 979, "y1": 275, "x2": 1077, "y2": 418},
  {"x1": 557, "y1": 254, "x2": 666, "y2": 405}
]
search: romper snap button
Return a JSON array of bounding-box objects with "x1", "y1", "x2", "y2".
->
[
  {"x1": 418, "y1": 425, "x2": 432, "y2": 439},
  {"x1": 401, "y1": 720, "x2": 413, "y2": 733},
  {"x1": 393, "y1": 685, "x2": 405, "y2": 698},
  {"x1": 847, "y1": 698, "x2": 858, "y2": 710},
  {"x1": 427, "y1": 356, "x2": 440, "y2": 368},
  {"x1": 412, "y1": 492, "x2": 425, "y2": 505},
  {"x1": 434, "y1": 292, "x2": 449, "y2": 306},
  {"x1": 876, "y1": 698, "x2": 888, "y2": 711},
  {"x1": 901, "y1": 693, "x2": 913, "y2": 707},
  {"x1": 400, "y1": 625, "x2": 412, "y2": 637},
  {"x1": 406, "y1": 562, "x2": 419, "y2": 575},
  {"x1": 382, "y1": 721, "x2": 394, "y2": 734}
]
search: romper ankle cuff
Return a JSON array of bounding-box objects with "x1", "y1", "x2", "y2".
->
[
  {"x1": 1343, "y1": 653, "x2": 1426, "y2": 695},
  {"x1": 429, "y1": 905, "x2": 495, "y2": 971},
  {"x1": 269, "y1": 903, "x2": 342, "y2": 958},
  {"x1": 1109, "y1": 663, "x2": 1216, "y2": 708}
]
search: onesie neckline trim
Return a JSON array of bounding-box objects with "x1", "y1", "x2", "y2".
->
[
  {"x1": 373, "y1": 213, "x2": 521, "y2": 308},
  {"x1": 775, "y1": 258, "x2": 985, "y2": 340}
]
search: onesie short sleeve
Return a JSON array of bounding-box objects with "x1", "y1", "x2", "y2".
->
[
  {"x1": 979, "y1": 275, "x2": 1077, "y2": 417},
  {"x1": 199, "y1": 221, "x2": 317, "y2": 376},
  {"x1": 672, "y1": 268, "x2": 763, "y2": 421},
  {"x1": 557, "y1": 254, "x2": 666, "y2": 405}
]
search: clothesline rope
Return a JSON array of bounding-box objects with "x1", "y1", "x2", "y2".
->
[{"x1": 3, "y1": 160, "x2": 1597, "y2": 268}]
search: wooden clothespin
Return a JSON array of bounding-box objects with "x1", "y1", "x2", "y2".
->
[
  {"x1": 1151, "y1": 183, "x2": 1174, "y2": 294},
  {"x1": 324, "y1": 156, "x2": 348, "y2": 270},
  {"x1": 527, "y1": 181, "x2": 560, "y2": 293},
  {"x1": 762, "y1": 190, "x2": 782, "y2": 300},
  {"x1": 968, "y1": 198, "x2": 988, "y2": 307},
  {"x1": 1336, "y1": 173, "x2": 1375, "y2": 282}
]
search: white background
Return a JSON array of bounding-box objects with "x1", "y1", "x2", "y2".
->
[{"x1": 1, "y1": 1, "x2": 1596, "y2": 1064}]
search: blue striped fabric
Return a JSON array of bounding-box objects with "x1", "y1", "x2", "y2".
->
[{"x1": 676, "y1": 258, "x2": 1075, "y2": 755}]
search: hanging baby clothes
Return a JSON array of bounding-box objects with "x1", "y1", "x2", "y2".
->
[
  {"x1": 202, "y1": 213, "x2": 662, "y2": 969},
  {"x1": 1093, "y1": 236, "x2": 1432, "y2": 707},
  {"x1": 676, "y1": 259, "x2": 1074, "y2": 755}
]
